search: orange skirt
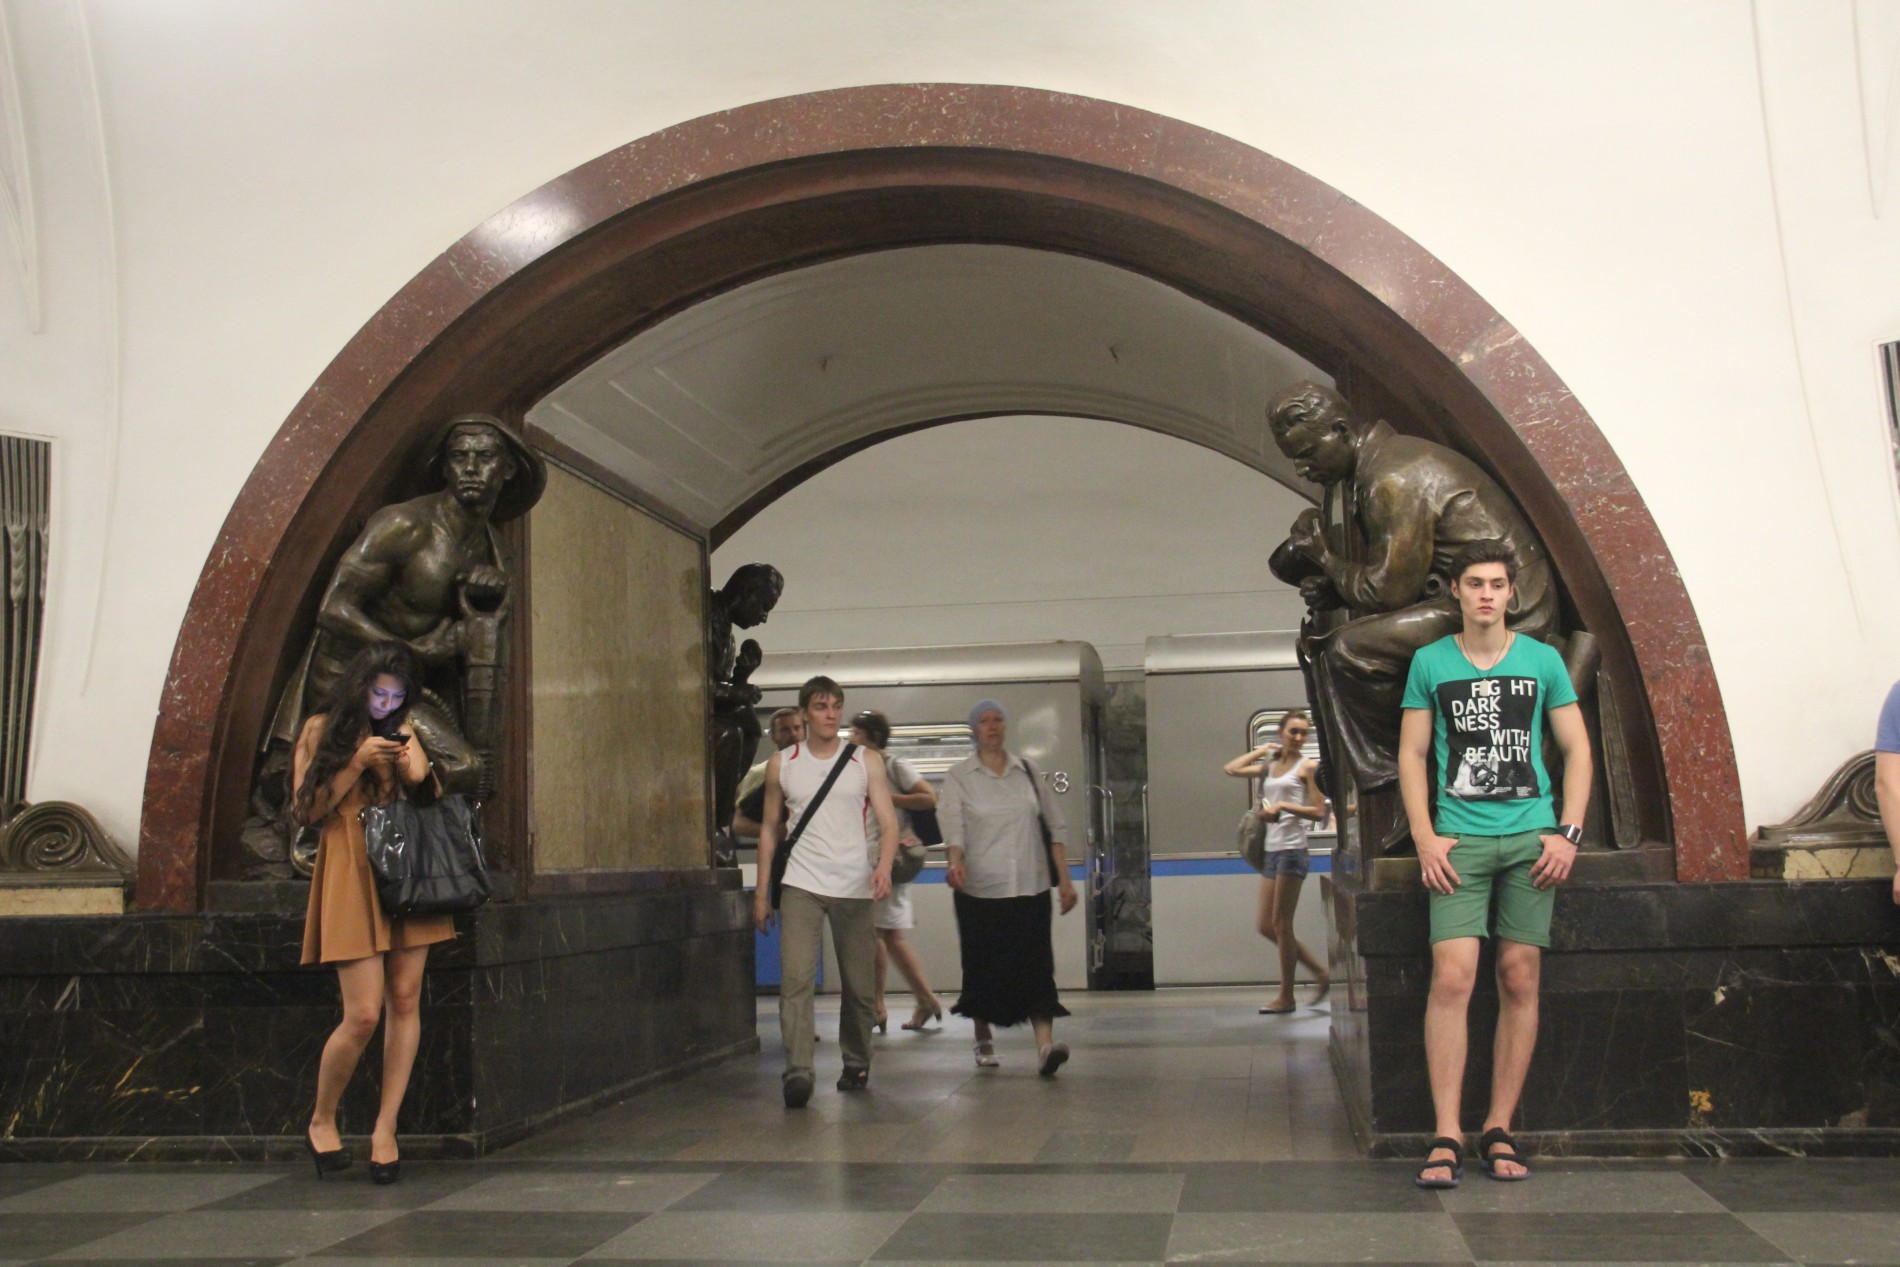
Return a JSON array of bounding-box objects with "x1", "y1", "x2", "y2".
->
[{"x1": 301, "y1": 794, "x2": 454, "y2": 965}]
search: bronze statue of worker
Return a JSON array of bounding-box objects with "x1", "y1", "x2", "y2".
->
[
  {"x1": 242, "y1": 413, "x2": 546, "y2": 877},
  {"x1": 708, "y1": 563, "x2": 784, "y2": 838},
  {"x1": 1267, "y1": 383, "x2": 1559, "y2": 795}
]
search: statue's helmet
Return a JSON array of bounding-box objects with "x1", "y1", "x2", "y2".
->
[{"x1": 419, "y1": 413, "x2": 548, "y2": 522}]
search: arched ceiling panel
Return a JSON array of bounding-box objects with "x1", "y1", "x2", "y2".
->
[{"x1": 527, "y1": 244, "x2": 1330, "y2": 531}]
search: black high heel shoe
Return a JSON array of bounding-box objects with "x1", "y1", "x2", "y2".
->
[
  {"x1": 368, "y1": 1158, "x2": 401, "y2": 1185},
  {"x1": 304, "y1": 1127, "x2": 351, "y2": 1179}
]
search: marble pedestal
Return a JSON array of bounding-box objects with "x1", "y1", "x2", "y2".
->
[
  {"x1": 0, "y1": 882, "x2": 758, "y2": 1160},
  {"x1": 1328, "y1": 875, "x2": 1900, "y2": 1156}
]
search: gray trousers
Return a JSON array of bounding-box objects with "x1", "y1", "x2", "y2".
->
[{"x1": 778, "y1": 885, "x2": 877, "y2": 1079}]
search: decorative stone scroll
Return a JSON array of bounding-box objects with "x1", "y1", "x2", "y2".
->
[
  {"x1": 0, "y1": 801, "x2": 134, "y2": 880},
  {"x1": 1752, "y1": 750, "x2": 1894, "y2": 880}
]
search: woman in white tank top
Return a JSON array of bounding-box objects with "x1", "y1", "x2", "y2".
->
[{"x1": 1222, "y1": 709, "x2": 1331, "y2": 1015}]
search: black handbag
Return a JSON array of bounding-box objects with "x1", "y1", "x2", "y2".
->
[{"x1": 361, "y1": 792, "x2": 492, "y2": 917}]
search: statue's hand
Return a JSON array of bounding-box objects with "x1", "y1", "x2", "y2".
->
[
  {"x1": 1299, "y1": 575, "x2": 1343, "y2": 611},
  {"x1": 713, "y1": 682, "x2": 763, "y2": 710},
  {"x1": 1288, "y1": 507, "x2": 1326, "y2": 558},
  {"x1": 461, "y1": 566, "x2": 509, "y2": 611},
  {"x1": 410, "y1": 618, "x2": 464, "y2": 664}
]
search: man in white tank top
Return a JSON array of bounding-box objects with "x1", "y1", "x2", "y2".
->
[{"x1": 754, "y1": 675, "x2": 898, "y2": 1107}]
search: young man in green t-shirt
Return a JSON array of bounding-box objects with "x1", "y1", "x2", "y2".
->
[{"x1": 1398, "y1": 539, "x2": 1592, "y2": 1187}]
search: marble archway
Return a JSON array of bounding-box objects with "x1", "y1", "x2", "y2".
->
[{"x1": 138, "y1": 84, "x2": 1743, "y2": 910}]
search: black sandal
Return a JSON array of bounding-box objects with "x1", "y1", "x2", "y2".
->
[
  {"x1": 1478, "y1": 1126, "x2": 1530, "y2": 1181},
  {"x1": 836, "y1": 1066, "x2": 869, "y2": 1091},
  {"x1": 1415, "y1": 1135, "x2": 1464, "y2": 1188}
]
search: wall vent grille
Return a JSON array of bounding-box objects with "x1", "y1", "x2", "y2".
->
[{"x1": 0, "y1": 435, "x2": 49, "y2": 817}]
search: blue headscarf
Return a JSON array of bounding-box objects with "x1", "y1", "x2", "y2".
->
[{"x1": 967, "y1": 698, "x2": 1007, "y2": 732}]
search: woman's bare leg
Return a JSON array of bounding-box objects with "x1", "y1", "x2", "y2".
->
[
  {"x1": 311, "y1": 956, "x2": 384, "y2": 1150},
  {"x1": 881, "y1": 928, "x2": 941, "y2": 1019},
  {"x1": 370, "y1": 945, "x2": 429, "y2": 1164},
  {"x1": 1256, "y1": 875, "x2": 1281, "y2": 945},
  {"x1": 1272, "y1": 872, "x2": 1329, "y2": 1007},
  {"x1": 873, "y1": 933, "x2": 890, "y2": 1023}
]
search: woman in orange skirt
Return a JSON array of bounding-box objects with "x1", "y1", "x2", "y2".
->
[{"x1": 296, "y1": 643, "x2": 454, "y2": 1183}]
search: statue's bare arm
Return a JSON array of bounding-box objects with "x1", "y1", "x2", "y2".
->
[
  {"x1": 317, "y1": 507, "x2": 455, "y2": 660},
  {"x1": 1325, "y1": 477, "x2": 1435, "y2": 612}
]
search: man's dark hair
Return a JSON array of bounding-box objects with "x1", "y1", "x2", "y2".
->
[
  {"x1": 1450, "y1": 538, "x2": 1518, "y2": 585},
  {"x1": 850, "y1": 709, "x2": 891, "y2": 750},
  {"x1": 798, "y1": 675, "x2": 844, "y2": 711}
]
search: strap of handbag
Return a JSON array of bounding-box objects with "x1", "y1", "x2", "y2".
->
[
  {"x1": 1020, "y1": 757, "x2": 1066, "y2": 890},
  {"x1": 768, "y1": 741, "x2": 859, "y2": 909}
]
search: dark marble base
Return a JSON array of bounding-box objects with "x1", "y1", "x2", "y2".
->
[
  {"x1": 1328, "y1": 877, "x2": 1900, "y2": 1157},
  {"x1": 0, "y1": 885, "x2": 758, "y2": 1159}
]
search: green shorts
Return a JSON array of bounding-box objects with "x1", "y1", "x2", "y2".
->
[{"x1": 1427, "y1": 830, "x2": 1555, "y2": 948}]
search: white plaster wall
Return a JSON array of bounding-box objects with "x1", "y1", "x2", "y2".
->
[{"x1": 1, "y1": 0, "x2": 1895, "y2": 849}]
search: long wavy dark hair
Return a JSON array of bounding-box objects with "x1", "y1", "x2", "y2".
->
[{"x1": 293, "y1": 642, "x2": 421, "y2": 824}]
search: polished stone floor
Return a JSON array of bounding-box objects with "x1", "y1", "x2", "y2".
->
[{"x1": 2, "y1": 988, "x2": 1897, "y2": 1265}]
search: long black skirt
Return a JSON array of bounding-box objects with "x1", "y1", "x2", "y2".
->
[{"x1": 950, "y1": 890, "x2": 1070, "y2": 1027}]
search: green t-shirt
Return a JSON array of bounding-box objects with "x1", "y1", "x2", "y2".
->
[{"x1": 1400, "y1": 633, "x2": 1578, "y2": 836}]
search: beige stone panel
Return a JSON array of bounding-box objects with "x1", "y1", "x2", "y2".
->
[
  {"x1": 1781, "y1": 846, "x2": 1897, "y2": 880},
  {"x1": 0, "y1": 885, "x2": 126, "y2": 916},
  {"x1": 531, "y1": 466, "x2": 708, "y2": 873}
]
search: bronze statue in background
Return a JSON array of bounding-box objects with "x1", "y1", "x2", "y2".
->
[
  {"x1": 708, "y1": 563, "x2": 783, "y2": 840},
  {"x1": 241, "y1": 414, "x2": 547, "y2": 878},
  {"x1": 1266, "y1": 383, "x2": 1559, "y2": 797}
]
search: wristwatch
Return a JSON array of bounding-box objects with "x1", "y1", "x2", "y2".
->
[{"x1": 1557, "y1": 823, "x2": 1583, "y2": 847}]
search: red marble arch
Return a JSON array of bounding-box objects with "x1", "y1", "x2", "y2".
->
[{"x1": 138, "y1": 84, "x2": 1746, "y2": 910}]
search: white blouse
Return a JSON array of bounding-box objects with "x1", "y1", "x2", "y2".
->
[{"x1": 939, "y1": 751, "x2": 1069, "y2": 900}]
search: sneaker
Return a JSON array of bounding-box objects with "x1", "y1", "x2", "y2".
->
[
  {"x1": 782, "y1": 1071, "x2": 814, "y2": 1108},
  {"x1": 1037, "y1": 1042, "x2": 1070, "y2": 1078}
]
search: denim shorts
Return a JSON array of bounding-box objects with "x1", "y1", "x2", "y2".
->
[{"x1": 1260, "y1": 847, "x2": 1310, "y2": 879}]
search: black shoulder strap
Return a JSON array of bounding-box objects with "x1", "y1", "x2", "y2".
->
[
  {"x1": 1020, "y1": 757, "x2": 1063, "y2": 889},
  {"x1": 768, "y1": 742, "x2": 859, "y2": 908}
]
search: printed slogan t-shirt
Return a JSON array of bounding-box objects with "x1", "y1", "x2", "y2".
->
[{"x1": 1401, "y1": 633, "x2": 1578, "y2": 837}]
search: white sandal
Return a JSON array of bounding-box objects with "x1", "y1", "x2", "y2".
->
[{"x1": 973, "y1": 1040, "x2": 999, "y2": 1068}]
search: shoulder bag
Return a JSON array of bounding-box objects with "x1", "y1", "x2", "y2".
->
[
  {"x1": 1020, "y1": 757, "x2": 1066, "y2": 889},
  {"x1": 883, "y1": 754, "x2": 930, "y2": 884},
  {"x1": 890, "y1": 835, "x2": 928, "y2": 885},
  {"x1": 1237, "y1": 805, "x2": 1269, "y2": 874},
  {"x1": 768, "y1": 742, "x2": 858, "y2": 909},
  {"x1": 361, "y1": 787, "x2": 492, "y2": 918}
]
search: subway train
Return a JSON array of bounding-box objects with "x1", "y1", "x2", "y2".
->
[{"x1": 737, "y1": 636, "x2": 1330, "y2": 996}]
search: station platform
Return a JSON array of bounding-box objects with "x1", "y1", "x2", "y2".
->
[{"x1": 4, "y1": 988, "x2": 1895, "y2": 1263}]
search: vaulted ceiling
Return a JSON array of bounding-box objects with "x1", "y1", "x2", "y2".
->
[{"x1": 527, "y1": 244, "x2": 1330, "y2": 537}]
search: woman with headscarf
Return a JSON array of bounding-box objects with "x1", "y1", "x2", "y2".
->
[{"x1": 940, "y1": 698, "x2": 1078, "y2": 1076}]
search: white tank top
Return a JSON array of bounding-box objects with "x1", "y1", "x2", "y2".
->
[
  {"x1": 778, "y1": 742, "x2": 873, "y2": 899},
  {"x1": 1259, "y1": 757, "x2": 1311, "y2": 852}
]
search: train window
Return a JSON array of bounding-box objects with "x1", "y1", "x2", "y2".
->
[
  {"x1": 882, "y1": 723, "x2": 976, "y2": 783},
  {"x1": 1246, "y1": 708, "x2": 1321, "y2": 762}
]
